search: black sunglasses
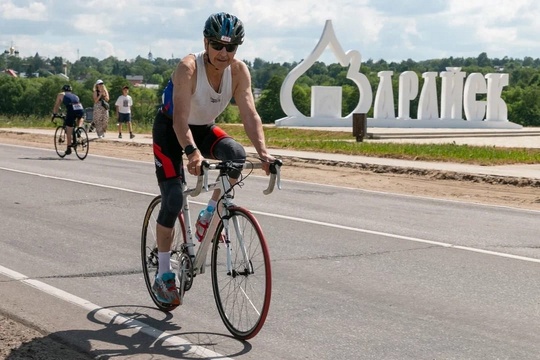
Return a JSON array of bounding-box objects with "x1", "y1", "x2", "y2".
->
[{"x1": 209, "y1": 40, "x2": 238, "y2": 53}]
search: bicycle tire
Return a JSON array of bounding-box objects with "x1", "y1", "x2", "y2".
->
[
  {"x1": 211, "y1": 206, "x2": 272, "y2": 339},
  {"x1": 54, "y1": 126, "x2": 66, "y2": 158},
  {"x1": 74, "y1": 126, "x2": 89, "y2": 160},
  {"x1": 141, "y1": 195, "x2": 186, "y2": 311}
]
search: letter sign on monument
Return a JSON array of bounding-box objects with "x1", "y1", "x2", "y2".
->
[{"x1": 275, "y1": 20, "x2": 521, "y2": 129}]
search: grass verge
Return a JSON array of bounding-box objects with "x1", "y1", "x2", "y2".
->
[{"x1": 1, "y1": 117, "x2": 539, "y2": 166}]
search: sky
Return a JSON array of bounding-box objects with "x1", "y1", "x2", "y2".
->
[{"x1": 2, "y1": 0, "x2": 540, "y2": 65}]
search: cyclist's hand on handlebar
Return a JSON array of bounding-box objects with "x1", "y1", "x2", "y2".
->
[
  {"x1": 186, "y1": 151, "x2": 204, "y2": 176},
  {"x1": 259, "y1": 154, "x2": 275, "y2": 175}
]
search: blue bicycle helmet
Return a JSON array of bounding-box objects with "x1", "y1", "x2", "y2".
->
[{"x1": 203, "y1": 12, "x2": 245, "y2": 45}]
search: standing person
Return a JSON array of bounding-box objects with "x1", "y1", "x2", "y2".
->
[
  {"x1": 151, "y1": 12, "x2": 275, "y2": 305},
  {"x1": 92, "y1": 79, "x2": 110, "y2": 138},
  {"x1": 115, "y1": 85, "x2": 135, "y2": 139},
  {"x1": 52, "y1": 84, "x2": 84, "y2": 155}
]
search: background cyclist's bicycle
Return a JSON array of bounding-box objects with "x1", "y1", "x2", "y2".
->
[
  {"x1": 51, "y1": 113, "x2": 89, "y2": 160},
  {"x1": 141, "y1": 159, "x2": 282, "y2": 339}
]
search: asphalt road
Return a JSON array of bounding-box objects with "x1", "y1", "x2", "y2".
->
[{"x1": 0, "y1": 143, "x2": 539, "y2": 359}]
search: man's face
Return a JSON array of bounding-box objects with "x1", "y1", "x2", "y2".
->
[{"x1": 205, "y1": 39, "x2": 237, "y2": 70}]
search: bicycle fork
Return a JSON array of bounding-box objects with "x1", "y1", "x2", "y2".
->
[{"x1": 223, "y1": 214, "x2": 254, "y2": 277}]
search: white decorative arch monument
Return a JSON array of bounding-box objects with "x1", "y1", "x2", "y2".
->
[{"x1": 275, "y1": 20, "x2": 522, "y2": 129}]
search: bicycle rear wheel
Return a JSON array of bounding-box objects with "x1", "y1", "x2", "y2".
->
[
  {"x1": 141, "y1": 195, "x2": 186, "y2": 311},
  {"x1": 54, "y1": 126, "x2": 66, "y2": 158},
  {"x1": 74, "y1": 127, "x2": 89, "y2": 160},
  {"x1": 211, "y1": 207, "x2": 272, "y2": 339}
]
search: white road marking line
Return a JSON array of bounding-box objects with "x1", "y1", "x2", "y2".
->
[
  {"x1": 251, "y1": 211, "x2": 540, "y2": 264},
  {"x1": 0, "y1": 265, "x2": 232, "y2": 359},
  {"x1": 2, "y1": 165, "x2": 539, "y2": 264},
  {"x1": 0, "y1": 166, "x2": 157, "y2": 196}
]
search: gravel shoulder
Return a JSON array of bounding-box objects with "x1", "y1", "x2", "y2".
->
[
  {"x1": 0, "y1": 130, "x2": 539, "y2": 359},
  {"x1": 1, "y1": 130, "x2": 538, "y2": 211}
]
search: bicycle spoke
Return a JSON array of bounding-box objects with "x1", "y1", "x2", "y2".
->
[
  {"x1": 141, "y1": 196, "x2": 185, "y2": 312},
  {"x1": 74, "y1": 127, "x2": 89, "y2": 160},
  {"x1": 54, "y1": 126, "x2": 66, "y2": 158},
  {"x1": 211, "y1": 207, "x2": 271, "y2": 339}
]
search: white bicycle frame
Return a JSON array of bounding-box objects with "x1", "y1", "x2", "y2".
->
[{"x1": 179, "y1": 161, "x2": 281, "y2": 276}]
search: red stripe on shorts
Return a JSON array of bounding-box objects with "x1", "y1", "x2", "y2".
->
[
  {"x1": 153, "y1": 143, "x2": 176, "y2": 178},
  {"x1": 210, "y1": 126, "x2": 230, "y2": 156}
]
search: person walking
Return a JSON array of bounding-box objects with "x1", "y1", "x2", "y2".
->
[
  {"x1": 115, "y1": 85, "x2": 135, "y2": 139},
  {"x1": 93, "y1": 79, "x2": 110, "y2": 138}
]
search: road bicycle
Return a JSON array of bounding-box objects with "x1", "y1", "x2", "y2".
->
[
  {"x1": 51, "y1": 113, "x2": 89, "y2": 160},
  {"x1": 141, "y1": 159, "x2": 283, "y2": 339}
]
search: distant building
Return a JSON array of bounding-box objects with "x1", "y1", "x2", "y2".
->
[
  {"x1": 135, "y1": 83, "x2": 159, "y2": 89},
  {"x1": 3, "y1": 69, "x2": 17, "y2": 77},
  {"x1": 126, "y1": 75, "x2": 144, "y2": 86},
  {"x1": 18, "y1": 72, "x2": 40, "y2": 78}
]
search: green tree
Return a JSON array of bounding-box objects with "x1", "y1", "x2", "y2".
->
[
  {"x1": 256, "y1": 75, "x2": 286, "y2": 123},
  {"x1": 216, "y1": 104, "x2": 240, "y2": 123},
  {"x1": 131, "y1": 56, "x2": 155, "y2": 82},
  {"x1": 0, "y1": 77, "x2": 24, "y2": 116},
  {"x1": 342, "y1": 84, "x2": 360, "y2": 116},
  {"x1": 5, "y1": 55, "x2": 23, "y2": 72},
  {"x1": 21, "y1": 83, "x2": 43, "y2": 116},
  {"x1": 292, "y1": 83, "x2": 310, "y2": 117},
  {"x1": 50, "y1": 56, "x2": 64, "y2": 74},
  {"x1": 477, "y1": 52, "x2": 492, "y2": 68},
  {"x1": 252, "y1": 63, "x2": 288, "y2": 89},
  {"x1": 99, "y1": 56, "x2": 118, "y2": 75},
  {"x1": 253, "y1": 57, "x2": 266, "y2": 70},
  {"x1": 149, "y1": 73, "x2": 163, "y2": 85},
  {"x1": 130, "y1": 87, "x2": 159, "y2": 125},
  {"x1": 504, "y1": 85, "x2": 540, "y2": 126}
]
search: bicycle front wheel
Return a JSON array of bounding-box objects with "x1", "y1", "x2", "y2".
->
[
  {"x1": 74, "y1": 127, "x2": 89, "y2": 160},
  {"x1": 54, "y1": 126, "x2": 66, "y2": 158},
  {"x1": 211, "y1": 207, "x2": 272, "y2": 339},
  {"x1": 141, "y1": 195, "x2": 186, "y2": 311}
]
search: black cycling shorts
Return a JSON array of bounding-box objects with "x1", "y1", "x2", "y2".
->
[
  {"x1": 65, "y1": 109, "x2": 84, "y2": 127},
  {"x1": 152, "y1": 110, "x2": 246, "y2": 183}
]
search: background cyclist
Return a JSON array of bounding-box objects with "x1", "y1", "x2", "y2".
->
[
  {"x1": 52, "y1": 84, "x2": 85, "y2": 155},
  {"x1": 151, "y1": 12, "x2": 275, "y2": 305}
]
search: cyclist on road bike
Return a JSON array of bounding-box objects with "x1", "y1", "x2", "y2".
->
[
  {"x1": 152, "y1": 12, "x2": 275, "y2": 305},
  {"x1": 52, "y1": 84, "x2": 85, "y2": 155}
]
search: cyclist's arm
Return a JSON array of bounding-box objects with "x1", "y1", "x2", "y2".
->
[
  {"x1": 233, "y1": 61, "x2": 274, "y2": 167},
  {"x1": 172, "y1": 55, "x2": 203, "y2": 174},
  {"x1": 52, "y1": 93, "x2": 63, "y2": 114}
]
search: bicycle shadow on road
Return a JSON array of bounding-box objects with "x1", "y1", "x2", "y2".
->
[
  {"x1": 19, "y1": 156, "x2": 76, "y2": 161},
  {"x1": 5, "y1": 305, "x2": 251, "y2": 359}
]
